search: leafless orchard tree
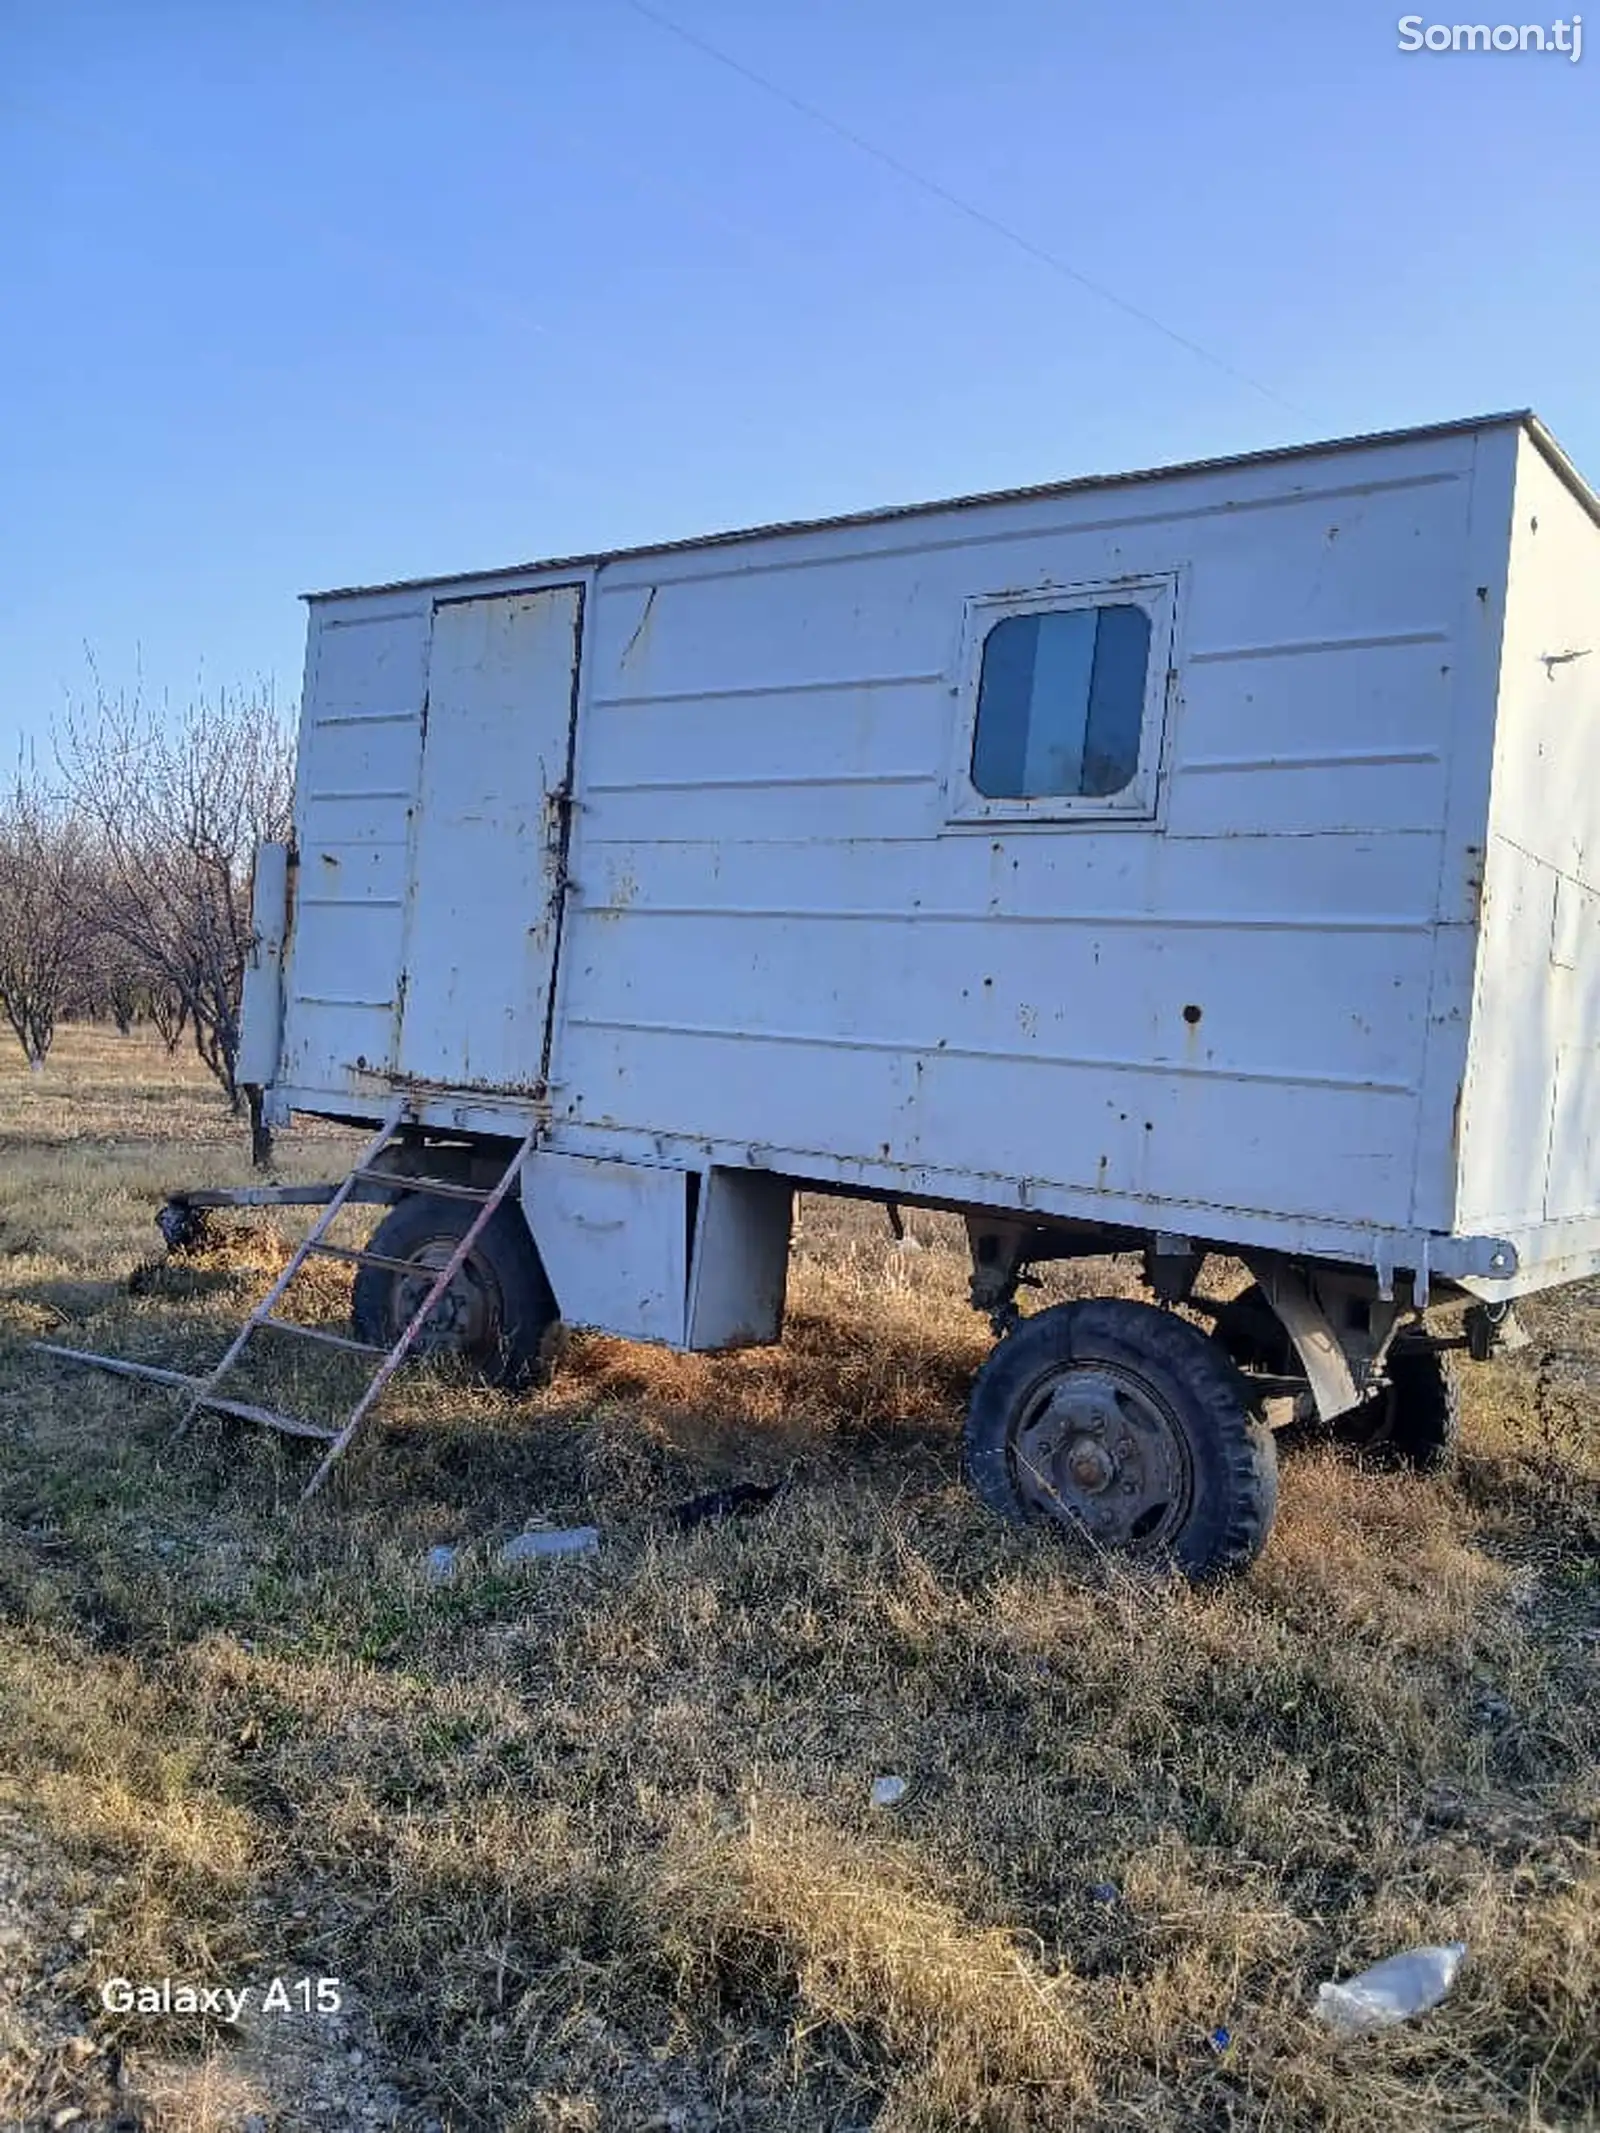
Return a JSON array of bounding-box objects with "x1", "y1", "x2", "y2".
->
[
  {"x1": 67, "y1": 914, "x2": 142, "y2": 1034},
  {"x1": 57, "y1": 685, "x2": 294, "y2": 1110},
  {"x1": 0, "y1": 769, "x2": 93, "y2": 1069},
  {"x1": 145, "y1": 976, "x2": 191, "y2": 1054},
  {"x1": 65, "y1": 876, "x2": 192, "y2": 1049}
]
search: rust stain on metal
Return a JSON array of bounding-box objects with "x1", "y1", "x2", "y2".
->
[
  {"x1": 1463, "y1": 845, "x2": 1485, "y2": 923},
  {"x1": 597, "y1": 866, "x2": 639, "y2": 923},
  {"x1": 346, "y1": 1059, "x2": 552, "y2": 1110}
]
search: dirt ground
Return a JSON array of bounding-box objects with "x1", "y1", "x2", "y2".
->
[{"x1": 0, "y1": 1026, "x2": 1595, "y2": 2131}]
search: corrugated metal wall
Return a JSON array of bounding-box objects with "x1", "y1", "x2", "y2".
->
[
  {"x1": 553, "y1": 429, "x2": 1488, "y2": 1231},
  {"x1": 1460, "y1": 435, "x2": 1600, "y2": 1234}
]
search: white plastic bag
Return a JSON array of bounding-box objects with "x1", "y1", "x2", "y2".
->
[{"x1": 1315, "y1": 1943, "x2": 1467, "y2": 2036}]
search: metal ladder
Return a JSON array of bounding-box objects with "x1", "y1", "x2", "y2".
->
[
  {"x1": 28, "y1": 1097, "x2": 533, "y2": 1501},
  {"x1": 172, "y1": 1099, "x2": 542, "y2": 1496}
]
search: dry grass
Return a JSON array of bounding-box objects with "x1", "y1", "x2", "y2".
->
[{"x1": 0, "y1": 1026, "x2": 1596, "y2": 2131}]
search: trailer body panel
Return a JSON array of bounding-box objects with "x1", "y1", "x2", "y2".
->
[
  {"x1": 252, "y1": 415, "x2": 1600, "y2": 1337},
  {"x1": 1456, "y1": 430, "x2": 1600, "y2": 1290},
  {"x1": 396, "y1": 586, "x2": 580, "y2": 1092}
]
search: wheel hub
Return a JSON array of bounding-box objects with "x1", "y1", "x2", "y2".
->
[
  {"x1": 1064, "y1": 1435, "x2": 1116, "y2": 1493},
  {"x1": 392, "y1": 1246, "x2": 496, "y2": 1356},
  {"x1": 1010, "y1": 1365, "x2": 1194, "y2": 1549}
]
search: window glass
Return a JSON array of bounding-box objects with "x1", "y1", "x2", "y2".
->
[{"x1": 971, "y1": 602, "x2": 1152, "y2": 800}]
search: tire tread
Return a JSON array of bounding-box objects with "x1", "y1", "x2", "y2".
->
[
  {"x1": 350, "y1": 1193, "x2": 556, "y2": 1389},
  {"x1": 965, "y1": 1298, "x2": 1277, "y2": 1580}
]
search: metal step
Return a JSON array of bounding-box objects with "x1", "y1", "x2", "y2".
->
[
  {"x1": 349, "y1": 1168, "x2": 496, "y2": 1203},
  {"x1": 306, "y1": 1240, "x2": 441, "y2": 1276},
  {"x1": 258, "y1": 1316, "x2": 389, "y2": 1357},
  {"x1": 198, "y1": 1395, "x2": 339, "y2": 1442}
]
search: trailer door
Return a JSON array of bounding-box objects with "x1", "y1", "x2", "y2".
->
[{"x1": 396, "y1": 586, "x2": 581, "y2": 1092}]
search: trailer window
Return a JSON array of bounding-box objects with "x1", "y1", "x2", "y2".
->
[{"x1": 971, "y1": 603, "x2": 1152, "y2": 800}]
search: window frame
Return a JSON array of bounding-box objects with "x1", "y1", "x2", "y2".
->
[{"x1": 945, "y1": 574, "x2": 1178, "y2": 827}]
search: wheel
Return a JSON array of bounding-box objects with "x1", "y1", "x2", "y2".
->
[
  {"x1": 1210, "y1": 1284, "x2": 1294, "y2": 1376},
  {"x1": 1209, "y1": 1282, "x2": 1320, "y2": 1437},
  {"x1": 1337, "y1": 1340, "x2": 1460, "y2": 1472},
  {"x1": 351, "y1": 1193, "x2": 557, "y2": 1389},
  {"x1": 964, "y1": 1298, "x2": 1278, "y2": 1580},
  {"x1": 1213, "y1": 1284, "x2": 1458, "y2": 1472}
]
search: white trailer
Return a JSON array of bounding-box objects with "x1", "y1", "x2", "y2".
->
[{"x1": 218, "y1": 410, "x2": 1597, "y2": 1573}]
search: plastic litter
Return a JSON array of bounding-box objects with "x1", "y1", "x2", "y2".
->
[
  {"x1": 870, "y1": 1776, "x2": 909, "y2": 1808},
  {"x1": 1314, "y1": 1943, "x2": 1467, "y2": 2036},
  {"x1": 1208, "y1": 2026, "x2": 1232, "y2": 2055},
  {"x1": 1088, "y1": 1882, "x2": 1120, "y2": 1907},
  {"x1": 498, "y1": 1526, "x2": 601, "y2": 1564},
  {"x1": 423, "y1": 1545, "x2": 459, "y2": 1582}
]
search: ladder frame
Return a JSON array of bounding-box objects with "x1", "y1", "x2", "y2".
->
[{"x1": 35, "y1": 1099, "x2": 544, "y2": 1498}]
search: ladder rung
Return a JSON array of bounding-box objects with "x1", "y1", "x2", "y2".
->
[
  {"x1": 198, "y1": 1394, "x2": 338, "y2": 1441},
  {"x1": 350, "y1": 1168, "x2": 495, "y2": 1203},
  {"x1": 307, "y1": 1241, "x2": 440, "y2": 1276},
  {"x1": 258, "y1": 1316, "x2": 389, "y2": 1357}
]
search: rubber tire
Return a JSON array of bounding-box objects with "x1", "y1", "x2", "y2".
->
[
  {"x1": 1210, "y1": 1284, "x2": 1294, "y2": 1376},
  {"x1": 351, "y1": 1193, "x2": 557, "y2": 1390},
  {"x1": 1347, "y1": 1341, "x2": 1460, "y2": 1473},
  {"x1": 964, "y1": 1298, "x2": 1278, "y2": 1581},
  {"x1": 1213, "y1": 1284, "x2": 1459, "y2": 1473},
  {"x1": 1209, "y1": 1282, "x2": 1321, "y2": 1447}
]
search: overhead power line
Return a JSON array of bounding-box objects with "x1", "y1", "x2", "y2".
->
[{"x1": 620, "y1": 0, "x2": 1310, "y2": 420}]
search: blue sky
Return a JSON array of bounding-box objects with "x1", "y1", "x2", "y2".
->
[{"x1": 1, "y1": 0, "x2": 1594, "y2": 758}]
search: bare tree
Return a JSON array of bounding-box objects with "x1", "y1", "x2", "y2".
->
[
  {"x1": 70, "y1": 909, "x2": 144, "y2": 1033},
  {"x1": 57, "y1": 684, "x2": 293, "y2": 1109},
  {"x1": 77, "y1": 876, "x2": 191, "y2": 1048},
  {"x1": 0, "y1": 770, "x2": 92, "y2": 1069},
  {"x1": 146, "y1": 978, "x2": 190, "y2": 1054}
]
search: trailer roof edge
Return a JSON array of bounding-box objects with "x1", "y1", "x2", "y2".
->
[
  {"x1": 302, "y1": 409, "x2": 1591, "y2": 604},
  {"x1": 1521, "y1": 413, "x2": 1600, "y2": 533}
]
